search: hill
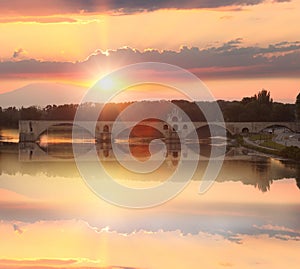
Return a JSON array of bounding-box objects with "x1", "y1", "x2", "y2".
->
[{"x1": 0, "y1": 83, "x2": 87, "y2": 108}]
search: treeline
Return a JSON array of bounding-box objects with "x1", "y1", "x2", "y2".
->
[
  {"x1": 0, "y1": 103, "x2": 133, "y2": 127},
  {"x1": 219, "y1": 89, "x2": 295, "y2": 122},
  {"x1": 0, "y1": 90, "x2": 297, "y2": 127}
]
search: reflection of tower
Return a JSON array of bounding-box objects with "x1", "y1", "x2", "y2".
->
[
  {"x1": 166, "y1": 142, "x2": 181, "y2": 168},
  {"x1": 96, "y1": 143, "x2": 113, "y2": 160}
]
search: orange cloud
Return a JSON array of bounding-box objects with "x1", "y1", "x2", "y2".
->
[
  {"x1": 0, "y1": 219, "x2": 299, "y2": 269},
  {"x1": 0, "y1": 0, "x2": 289, "y2": 18},
  {"x1": 0, "y1": 41, "x2": 299, "y2": 81},
  {"x1": 0, "y1": 16, "x2": 78, "y2": 23}
]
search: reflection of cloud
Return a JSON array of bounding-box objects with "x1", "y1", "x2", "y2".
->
[
  {"x1": 0, "y1": 257, "x2": 141, "y2": 269},
  {"x1": 253, "y1": 224, "x2": 300, "y2": 241},
  {"x1": 1, "y1": 40, "x2": 300, "y2": 79},
  {"x1": 0, "y1": 219, "x2": 299, "y2": 269},
  {"x1": 256, "y1": 224, "x2": 298, "y2": 233},
  {"x1": 0, "y1": 256, "x2": 110, "y2": 268},
  {"x1": 219, "y1": 261, "x2": 234, "y2": 267},
  {"x1": 13, "y1": 224, "x2": 23, "y2": 235}
]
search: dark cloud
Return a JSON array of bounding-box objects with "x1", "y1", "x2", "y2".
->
[
  {"x1": 1, "y1": 40, "x2": 299, "y2": 79},
  {"x1": 0, "y1": 0, "x2": 291, "y2": 16}
]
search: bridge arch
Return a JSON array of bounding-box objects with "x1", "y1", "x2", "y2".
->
[
  {"x1": 117, "y1": 124, "x2": 165, "y2": 141},
  {"x1": 21, "y1": 121, "x2": 98, "y2": 143},
  {"x1": 191, "y1": 124, "x2": 234, "y2": 138},
  {"x1": 241, "y1": 127, "x2": 250, "y2": 134},
  {"x1": 37, "y1": 122, "x2": 95, "y2": 143}
]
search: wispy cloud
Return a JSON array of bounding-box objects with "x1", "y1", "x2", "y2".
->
[
  {"x1": 0, "y1": 258, "x2": 138, "y2": 269},
  {"x1": 0, "y1": 16, "x2": 78, "y2": 23},
  {"x1": 0, "y1": 219, "x2": 299, "y2": 269}
]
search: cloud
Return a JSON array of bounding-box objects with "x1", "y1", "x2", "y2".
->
[
  {"x1": 12, "y1": 48, "x2": 28, "y2": 60},
  {"x1": 0, "y1": 0, "x2": 291, "y2": 17},
  {"x1": 0, "y1": 16, "x2": 78, "y2": 23},
  {"x1": 0, "y1": 40, "x2": 299, "y2": 80}
]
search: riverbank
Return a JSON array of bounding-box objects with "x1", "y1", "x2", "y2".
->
[{"x1": 238, "y1": 135, "x2": 300, "y2": 161}]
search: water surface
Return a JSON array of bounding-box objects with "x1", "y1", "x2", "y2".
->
[{"x1": 0, "y1": 128, "x2": 300, "y2": 269}]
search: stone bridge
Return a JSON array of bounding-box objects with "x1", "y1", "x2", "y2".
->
[{"x1": 19, "y1": 120, "x2": 299, "y2": 142}]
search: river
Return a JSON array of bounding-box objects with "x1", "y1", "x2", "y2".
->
[{"x1": 0, "y1": 128, "x2": 300, "y2": 269}]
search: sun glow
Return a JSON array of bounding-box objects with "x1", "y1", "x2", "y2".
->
[{"x1": 99, "y1": 77, "x2": 115, "y2": 91}]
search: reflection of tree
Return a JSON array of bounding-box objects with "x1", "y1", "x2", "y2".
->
[
  {"x1": 254, "y1": 177, "x2": 272, "y2": 192},
  {"x1": 296, "y1": 178, "x2": 300, "y2": 190},
  {"x1": 0, "y1": 149, "x2": 2, "y2": 176},
  {"x1": 295, "y1": 166, "x2": 300, "y2": 190},
  {"x1": 253, "y1": 161, "x2": 273, "y2": 192}
]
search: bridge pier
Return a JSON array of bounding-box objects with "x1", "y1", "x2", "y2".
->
[{"x1": 19, "y1": 121, "x2": 36, "y2": 142}]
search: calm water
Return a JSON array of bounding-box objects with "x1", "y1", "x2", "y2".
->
[{"x1": 0, "y1": 128, "x2": 300, "y2": 268}]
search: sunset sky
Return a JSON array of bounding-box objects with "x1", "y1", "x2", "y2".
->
[
  {"x1": 0, "y1": 0, "x2": 299, "y2": 102},
  {"x1": 1, "y1": 2, "x2": 300, "y2": 268}
]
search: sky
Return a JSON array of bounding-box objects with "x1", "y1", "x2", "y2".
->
[
  {"x1": 0, "y1": 0, "x2": 299, "y2": 103},
  {"x1": 1, "y1": 3, "x2": 300, "y2": 267}
]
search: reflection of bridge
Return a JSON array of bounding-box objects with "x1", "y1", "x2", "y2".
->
[
  {"x1": 19, "y1": 142, "x2": 234, "y2": 162},
  {"x1": 18, "y1": 142, "x2": 194, "y2": 162},
  {"x1": 19, "y1": 120, "x2": 299, "y2": 142}
]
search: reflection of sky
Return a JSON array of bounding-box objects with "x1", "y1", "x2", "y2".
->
[
  {"x1": 0, "y1": 148, "x2": 300, "y2": 268},
  {"x1": 1, "y1": 177, "x2": 299, "y2": 239}
]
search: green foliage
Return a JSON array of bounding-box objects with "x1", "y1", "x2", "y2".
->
[
  {"x1": 238, "y1": 135, "x2": 280, "y2": 155},
  {"x1": 280, "y1": 146, "x2": 300, "y2": 161},
  {"x1": 257, "y1": 89, "x2": 273, "y2": 104},
  {"x1": 223, "y1": 89, "x2": 295, "y2": 122},
  {"x1": 260, "y1": 140, "x2": 285, "y2": 151},
  {"x1": 248, "y1": 134, "x2": 272, "y2": 141},
  {"x1": 0, "y1": 89, "x2": 297, "y2": 126},
  {"x1": 239, "y1": 135, "x2": 300, "y2": 161}
]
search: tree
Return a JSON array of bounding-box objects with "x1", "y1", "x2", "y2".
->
[
  {"x1": 241, "y1": 96, "x2": 256, "y2": 105},
  {"x1": 295, "y1": 93, "x2": 300, "y2": 122},
  {"x1": 223, "y1": 102, "x2": 243, "y2": 121},
  {"x1": 257, "y1": 89, "x2": 273, "y2": 105}
]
